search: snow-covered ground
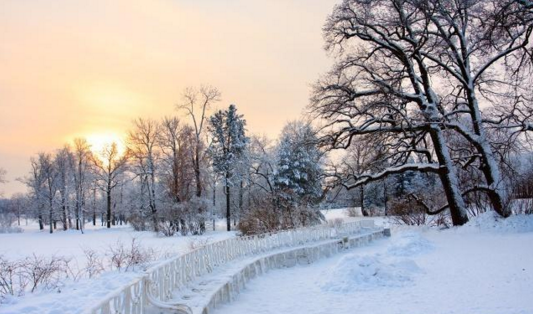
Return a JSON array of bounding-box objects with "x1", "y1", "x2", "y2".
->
[
  {"x1": 0, "y1": 221, "x2": 235, "y2": 313},
  {"x1": 2, "y1": 210, "x2": 531, "y2": 314},
  {"x1": 217, "y1": 212, "x2": 533, "y2": 314},
  {"x1": 0, "y1": 208, "x2": 361, "y2": 312},
  {"x1": 0, "y1": 208, "x2": 351, "y2": 263},
  {"x1": 0, "y1": 221, "x2": 234, "y2": 262}
]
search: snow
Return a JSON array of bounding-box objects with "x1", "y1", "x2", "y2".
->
[
  {"x1": 0, "y1": 221, "x2": 235, "y2": 313},
  {"x1": 0, "y1": 222, "x2": 234, "y2": 263},
  {"x1": 216, "y1": 214, "x2": 533, "y2": 314},
  {"x1": 0, "y1": 271, "x2": 142, "y2": 314},
  {"x1": 319, "y1": 255, "x2": 422, "y2": 292},
  {"x1": 2, "y1": 212, "x2": 533, "y2": 314},
  {"x1": 460, "y1": 211, "x2": 533, "y2": 233}
]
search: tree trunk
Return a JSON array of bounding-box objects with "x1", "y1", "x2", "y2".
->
[
  {"x1": 80, "y1": 197, "x2": 84, "y2": 234},
  {"x1": 62, "y1": 202, "x2": 68, "y2": 231},
  {"x1": 239, "y1": 180, "x2": 244, "y2": 216},
  {"x1": 195, "y1": 146, "x2": 206, "y2": 233},
  {"x1": 38, "y1": 207, "x2": 44, "y2": 230},
  {"x1": 465, "y1": 64, "x2": 510, "y2": 217},
  {"x1": 383, "y1": 181, "x2": 388, "y2": 216},
  {"x1": 75, "y1": 191, "x2": 81, "y2": 230},
  {"x1": 429, "y1": 127, "x2": 469, "y2": 226},
  {"x1": 92, "y1": 188, "x2": 96, "y2": 226},
  {"x1": 149, "y1": 168, "x2": 159, "y2": 232},
  {"x1": 49, "y1": 194, "x2": 54, "y2": 234},
  {"x1": 49, "y1": 208, "x2": 53, "y2": 234},
  {"x1": 212, "y1": 180, "x2": 216, "y2": 231},
  {"x1": 225, "y1": 176, "x2": 231, "y2": 232},
  {"x1": 360, "y1": 185, "x2": 367, "y2": 216},
  {"x1": 106, "y1": 187, "x2": 112, "y2": 229}
]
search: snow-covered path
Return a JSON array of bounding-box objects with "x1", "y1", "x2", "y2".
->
[{"x1": 216, "y1": 217, "x2": 533, "y2": 314}]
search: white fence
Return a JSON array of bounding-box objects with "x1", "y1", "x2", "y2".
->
[{"x1": 87, "y1": 220, "x2": 376, "y2": 314}]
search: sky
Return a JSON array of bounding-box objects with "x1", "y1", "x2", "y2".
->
[{"x1": 0, "y1": 0, "x2": 339, "y2": 196}]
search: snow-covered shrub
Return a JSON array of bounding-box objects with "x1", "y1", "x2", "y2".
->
[
  {"x1": 389, "y1": 198, "x2": 449, "y2": 227},
  {"x1": 173, "y1": 197, "x2": 212, "y2": 236},
  {"x1": 23, "y1": 254, "x2": 69, "y2": 293},
  {"x1": 0, "y1": 208, "x2": 22, "y2": 233},
  {"x1": 366, "y1": 205, "x2": 383, "y2": 217},
  {"x1": 82, "y1": 249, "x2": 106, "y2": 279},
  {"x1": 510, "y1": 198, "x2": 533, "y2": 215},
  {"x1": 0, "y1": 256, "x2": 27, "y2": 301},
  {"x1": 345, "y1": 207, "x2": 361, "y2": 217},
  {"x1": 328, "y1": 218, "x2": 344, "y2": 229},
  {"x1": 187, "y1": 237, "x2": 211, "y2": 251},
  {"x1": 128, "y1": 211, "x2": 149, "y2": 232},
  {"x1": 107, "y1": 238, "x2": 154, "y2": 272},
  {"x1": 238, "y1": 205, "x2": 281, "y2": 235},
  {"x1": 389, "y1": 199, "x2": 426, "y2": 225},
  {"x1": 0, "y1": 226, "x2": 23, "y2": 234},
  {"x1": 0, "y1": 255, "x2": 80, "y2": 301},
  {"x1": 157, "y1": 203, "x2": 182, "y2": 237}
]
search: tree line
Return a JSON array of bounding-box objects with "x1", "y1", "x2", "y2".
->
[
  {"x1": 2, "y1": 0, "x2": 533, "y2": 233},
  {"x1": 0, "y1": 87, "x2": 327, "y2": 235}
]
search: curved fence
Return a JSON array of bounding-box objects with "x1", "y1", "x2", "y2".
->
[{"x1": 87, "y1": 220, "x2": 376, "y2": 314}]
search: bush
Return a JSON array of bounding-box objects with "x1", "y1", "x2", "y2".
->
[
  {"x1": 238, "y1": 206, "x2": 281, "y2": 236},
  {"x1": 0, "y1": 238, "x2": 160, "y2": 303},
  {"x1": 107, "y1": 238, "x2": 154, "y2": 272},
  {"x1": 388, "y1": 198, "x2": 428, "y2": 226},
  {"x1": 510, "y1": 198, "x2": 533, "y2": 215},
  {"x1": 82, "y1": 249, "x2": 106, "y2": 279},
  {"x1": 327, "y1": 217, "x2": 344, "y2": 229},
  {"x1": 0, "y1": 211, "x2": 21, "y2": 234},
  {"x1": 187, "y1": 237, "x2": 211, "y2": 251},
  {"x1": 345, "y1": 207, "x2": 361, "y2": 217},
  {"x1": 0, "y1": 256, "x2": 26, "y2": 300},
  {"x1": 0, "y1": 226, "x2": 23, "y2": 234},
  {"x1": 388, "y1": 197, "x2": 449, "y2": 227}
]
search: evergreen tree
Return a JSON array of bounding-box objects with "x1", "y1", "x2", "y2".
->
[
  {"x1": 208, "y1": 104, "x2": 248, "y2": 231},
  {"x1": 274, "y1": 121, "x2": 323, "y2": 226}
]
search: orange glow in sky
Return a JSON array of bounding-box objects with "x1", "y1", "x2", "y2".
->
[{"x1": 0, "y1": 0, "x2": 338, "y2": 195}]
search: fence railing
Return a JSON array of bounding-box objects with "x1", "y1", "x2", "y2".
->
[{"x1": 88, "y1": 220, "x2": 376, "y2": 314}]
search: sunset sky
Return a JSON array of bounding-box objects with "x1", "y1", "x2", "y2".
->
[{"x1": 0, "y1": 0, "x2": 337, "y2": 196}]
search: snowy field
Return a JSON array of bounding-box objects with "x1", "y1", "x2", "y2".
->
[
  {"x1": 0, "y1": 208, "x2": 356, "y2": 263},
  {"x1": 2, "y1": 210, "x2": 532, "y2": 314},
  {"x1": 0, "y1": 221, "x2": 235, "y2": 313},
  {"x1": 0, "y1": 221, "x2": 234, "y2": 262},
  {"x1": 217, "y1": 213, "x2": 533, "y2": 314}
]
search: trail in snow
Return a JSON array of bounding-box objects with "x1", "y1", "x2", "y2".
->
[{"x1": 216, "y1": 214, "x2": 533, "y2": 314}]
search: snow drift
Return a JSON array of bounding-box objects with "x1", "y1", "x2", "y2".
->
[{"x1": 320, "y1": 254, "x2": 422, "y2": 292}]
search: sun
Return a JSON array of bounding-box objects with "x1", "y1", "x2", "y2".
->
[{"x1": 85, "y1": 132, "x2": 126, "y2": 157}]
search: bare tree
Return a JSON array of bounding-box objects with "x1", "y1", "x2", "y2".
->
[
  {"x1": 178, "y1": 86, "x2": 221, "y2": 232},
  {"x1": 23, "y1": 159, "x2": 46, "y2": 230},
  {"x1": 338, "y1": 135, "x2": 388, "y2": 216},
  {"x1": 409, "y1": 0, "x2": 533, "y2": 217},
  {"x1": 177, "y1": 86, "x2": 221, "y2": 197},
  {"x1": 37, "y1": 153, "x2": 59, "y2": 233},
  {"x1": 312, "y1": 0, "x2": 469, "y2": 225},
  {"x1": 54, "y1": 146, "x2": 73, "y2": 231},
  {"x1": 158, "y1": 117, "x2": 196, "y2": 233},
  {"x1": 72, "y1": 138, "x2": 92, "y2": 232},
  {"x1": 159, "y1": 117, "x2": 195, "y2": 203},
  {"x1": 92, "y1": 143, "x2": 129, "y2": 229},
  {"x1": 311, "y1": 0, "x2": 533, "y2": 224},
  {"x1": 127, "y1": 118, "x2": 160, "y2": 232}
]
